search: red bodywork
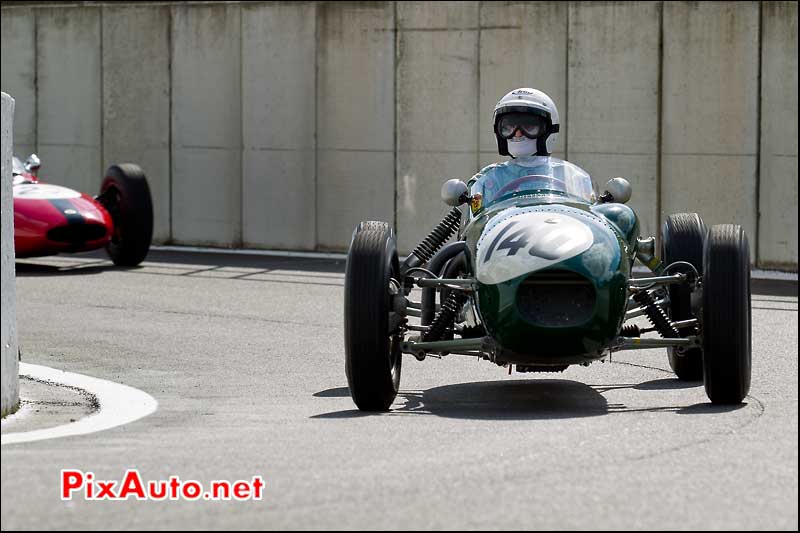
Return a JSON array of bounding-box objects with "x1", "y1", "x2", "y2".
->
[{"x1": 12, "y1": 172, "x2": 115, "y2": 258}]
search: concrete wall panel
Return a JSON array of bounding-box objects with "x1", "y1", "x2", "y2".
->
[
  {"x1": 102, "y1": 5, "x2": 171, "y2": 243},
  {"x1": 0, "y1": 9, "x2": 36, "y2": 160},
  {"x1": 479, "y1": 1, "x2": 568, "y2": 162},
  {"x1": 317, "y1": 2, "x2": 395, "y2": 250},
  {"x1": 759, "y1": 1, "x2": 798, "y2": 268},
  {"x1": 1, "y1": 92, "x2": 19, "y2": 418},
  {"x1": 242, "y1": 2, "x2": 316, "y2": 250},
  {"x1": 171, "y1": 4, "x2": 241, "y2": 246},
  {"x1": 317, "y1": 2, "x2": 395, "y2": 251},
  {"x1": 661, "y1": 2, "x2": 760, "y2": 254},
  {"x1": 37, "y1": 8, "x2": 101, "y2": 194},
  {"x1": 568, "y1": 1, "x2": 661, "y2": 237},
  {"x1": 396, "y1": 1, "x2": 479, "y2": 252}
]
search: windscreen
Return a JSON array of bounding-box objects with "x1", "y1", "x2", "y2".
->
[
  {"x1": 471, "y1": 157, "x2": 595, "y2": 210},
  {"x1": 12, "y1": 156, "x2": 24, "y2": 175}
]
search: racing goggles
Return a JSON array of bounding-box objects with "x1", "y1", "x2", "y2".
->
[{"x1": 497, "y1": 112, "x2": 549, "y2": 139}]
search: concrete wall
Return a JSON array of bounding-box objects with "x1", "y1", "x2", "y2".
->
[
  {"x1": 37, "y1": 7, "x2": 102, "y2": 195},
  {"x1": 102, "y1": 5, "x2": 171, "y2": 243},
  {"x1": 662, "y1": 1, "x2": 760, "y2": 258},
  {"x1": 171, "y1": 4, "x2": 242, "y2": 247},
  {"x1": 0, "y1": 9, "x2": 35, "y2": 161},
  {"x1": 568, "y1": 1, "x2": 661, "y2": 239},
  {"x1": 396, "y1": 1, "x2": 479, "y2": 252},
  {"x1": 242, "y1": 2, "x2": 316, "y2": 250},
  {"x1": 759, "y1": 1, "x2": 798, "y2": 269},
  {"x1": 1, "y1": 92, "x2": 19, "y2": 418},
  {"x1": 0, "y1": 1, "x2": 797, "y2": 269},
  {"x1": 317, "y1": 2, "x2": 396, "y2": 250}
]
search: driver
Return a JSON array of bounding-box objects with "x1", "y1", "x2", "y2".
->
[
  {"x1": 11, "y1": 156, "x2": 35, "y2": 185},
  {"x1": 468, "y1": 88, "x2": 571, "y2": 209}
]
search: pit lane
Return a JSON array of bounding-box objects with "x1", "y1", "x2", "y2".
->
[{"x1": 1, "y1": 250, "x2": 796, "y2": 530}]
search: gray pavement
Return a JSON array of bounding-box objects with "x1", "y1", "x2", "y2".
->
[{"x1": 1, "y1": 250, "x2": 797, "y2": 530}]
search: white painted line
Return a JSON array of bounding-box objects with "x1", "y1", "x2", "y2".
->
[
  {"x1": 749, "y1": 270, "x2": 799, "y2": 281},
  {"x1": 1, "y1": 363, "x2": 158, "y2": 446},
  {"x1": 0, "y1": 401, "x2": 34, "y2": 426},
  {"x1": 151, "y1": 245, "x2": 797, "y2": 281}
]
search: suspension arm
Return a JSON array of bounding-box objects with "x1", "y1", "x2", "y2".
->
[
  {"x1": 412, "y1": 277, "x2": 477, "y2": 290},
  {"x1": 628, "y1": 273, "x2": 687, "y2": 288},
  {"x1": 610, "y1": 336, "x2": 700, "y2": 351},
  {"x1": 401, "y1": 336, "x2": 489, "y2": 355}
]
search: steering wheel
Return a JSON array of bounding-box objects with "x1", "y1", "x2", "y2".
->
[{"x1": 494, "y1": 175, "x2": 550, "y2": 198}]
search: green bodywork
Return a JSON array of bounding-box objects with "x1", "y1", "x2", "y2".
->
[{"x1": 463, "y1": 194, "x2": 639, "y2": 364}]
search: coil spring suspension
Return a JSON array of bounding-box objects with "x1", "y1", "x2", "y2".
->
[
  {"x1": 423, "y1": 291, "x2": 467, "y2": 342},
  {"x1": 403, "y1": 207, "x2": 462, "y2": 271},
  {"x1": 621, "y1": 324, "x2": 641, "y2": 337},
  {"x1": 632, "y1": 290, "x2": 680, "y2": 338}
]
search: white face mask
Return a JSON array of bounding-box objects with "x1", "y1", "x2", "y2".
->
[{"x1": 507, "y1": 137, "x2": 536, "y2": 158}]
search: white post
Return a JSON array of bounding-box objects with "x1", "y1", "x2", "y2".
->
[{"x1": 1, "y1": 92, "x2": 19, "y2": 418}]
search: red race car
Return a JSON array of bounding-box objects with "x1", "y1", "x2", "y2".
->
[{"x1": 11, "y1": 154, "x2": 153, "y2": 266}]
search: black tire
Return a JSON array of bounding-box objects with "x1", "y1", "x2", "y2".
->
[
  {"x1": 99, "y1": 163, "x2": 153, "y2": 267},
  {"x1": 661, "y1": 213, "x2": 706, "y2": 380},
  {"x1": 344, "y1": 225, "x2": 402, "y2": 411},
  {"x1": 349, "y1": 220, "x2": 390, "y2": 248},
  {"x1": 355, "y1": 221, "x2": 390, "y2": 233},
  {"x1": 701, "y1": 224, "x2": 751, "y2": 404}
]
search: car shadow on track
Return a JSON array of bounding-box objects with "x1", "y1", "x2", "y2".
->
[
  {"x1": 15, "y1": 261, "x2": 113, "y2": 277},
  {"x1": 15, "y1": 250, "x2": 347, "y2": 286},
  {"x1": 313, "y1": 380, "x2": 610, "y2": 420},
  {"x1": 313, "y1": 387, "x2": 351, "y2": 398},
  {"x1": 312, "y1": 378, "x2": 745, "y2": 420}
]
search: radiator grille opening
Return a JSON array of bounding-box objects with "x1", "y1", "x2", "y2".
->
[
  {"x1": 516, "y1": 270, "x2": 596, "y2": 327},
  {"x1": 47, "y1": 223, "x2": 107, "y2": 244}
]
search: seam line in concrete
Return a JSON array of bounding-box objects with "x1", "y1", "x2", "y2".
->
[
  {"x1": 393, "y1": 0, "x2": 399, "y2": 234},
  {"x1": 33, "y1": 8, "x2": 39, "y2": 154},
  {"x1": 565, "y1": 1, "x2": 570, "y2": 161},
  {"x1": 99, "y1": 6, "x2": 105, "y2": 178},
  {"x1": 167, "y1": 5, "x2": 174, "y2": 244},
  {"x1": 238, "y1": 2, "x2": 244, "y2": 248},
  {"x1": 476, "y1": 1, "x2": 481, "y2": 174},
  {"x1": 313, "y1": 1, "x2": 320, "y2": 249},
  {"x1": 656, "y1": 0, "x2": 664, "y2": 235},
  {"x1": 755, "y1": 0, "x2": 764, "y2": 267}
]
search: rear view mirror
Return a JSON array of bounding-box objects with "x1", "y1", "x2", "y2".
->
[
  {"x1": 600, "y1": 177, "x2": 632, "y2": 204},
  {"x1": 441, "y1": 179, "x2": 469, "y2": 207}
]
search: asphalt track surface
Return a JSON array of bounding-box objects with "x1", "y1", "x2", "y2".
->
[{"x1": 1, "y1": 250, "x2": 797, "y2": 530}]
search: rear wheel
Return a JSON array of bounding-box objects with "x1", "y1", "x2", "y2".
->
[
  {"x1": 701, "y1": 224, "x2": 751, "y2": 404},
  {"x1": 344, "y1": 224, "x2": 402, "y2": 411},
  {"x1": 661, "y1": 213, "x2": 706, "y2": 380},
  {"x1": 99, "y1": 163, "x2": 153, "y2": 267}
]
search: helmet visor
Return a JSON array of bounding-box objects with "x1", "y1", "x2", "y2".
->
[{"x1": 497, "y1": 112, "x2": 548, "y2": 139}]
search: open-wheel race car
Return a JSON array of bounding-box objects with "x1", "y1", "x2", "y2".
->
[
  {"x1": 11, "y1": 153, "x2": 153, "y2": 266},
  {"x1": 344, "y1": 157, "x2": 751, "y2": 411}
]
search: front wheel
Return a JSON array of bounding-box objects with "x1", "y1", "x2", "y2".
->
[
  {"x1": 661, "y1": 213, "x2": 706, "y2": 380},
  {"x1": 701, "y1": 224, "x2": 751, "y2": 404},
  {"x1": 99, "y1": 163, "x2": 153, "y2": 267},
  {"x1": 344, "y1": 224, "x2": 402, "y2": 411}
]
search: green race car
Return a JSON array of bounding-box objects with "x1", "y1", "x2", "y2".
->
[{"x1": 344, "y1": 157, "x2": 751, "y2": 411}]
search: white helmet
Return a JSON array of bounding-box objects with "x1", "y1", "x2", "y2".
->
[{"x1": 493, "y1": 88, "x2": 560, "y2": 157}]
